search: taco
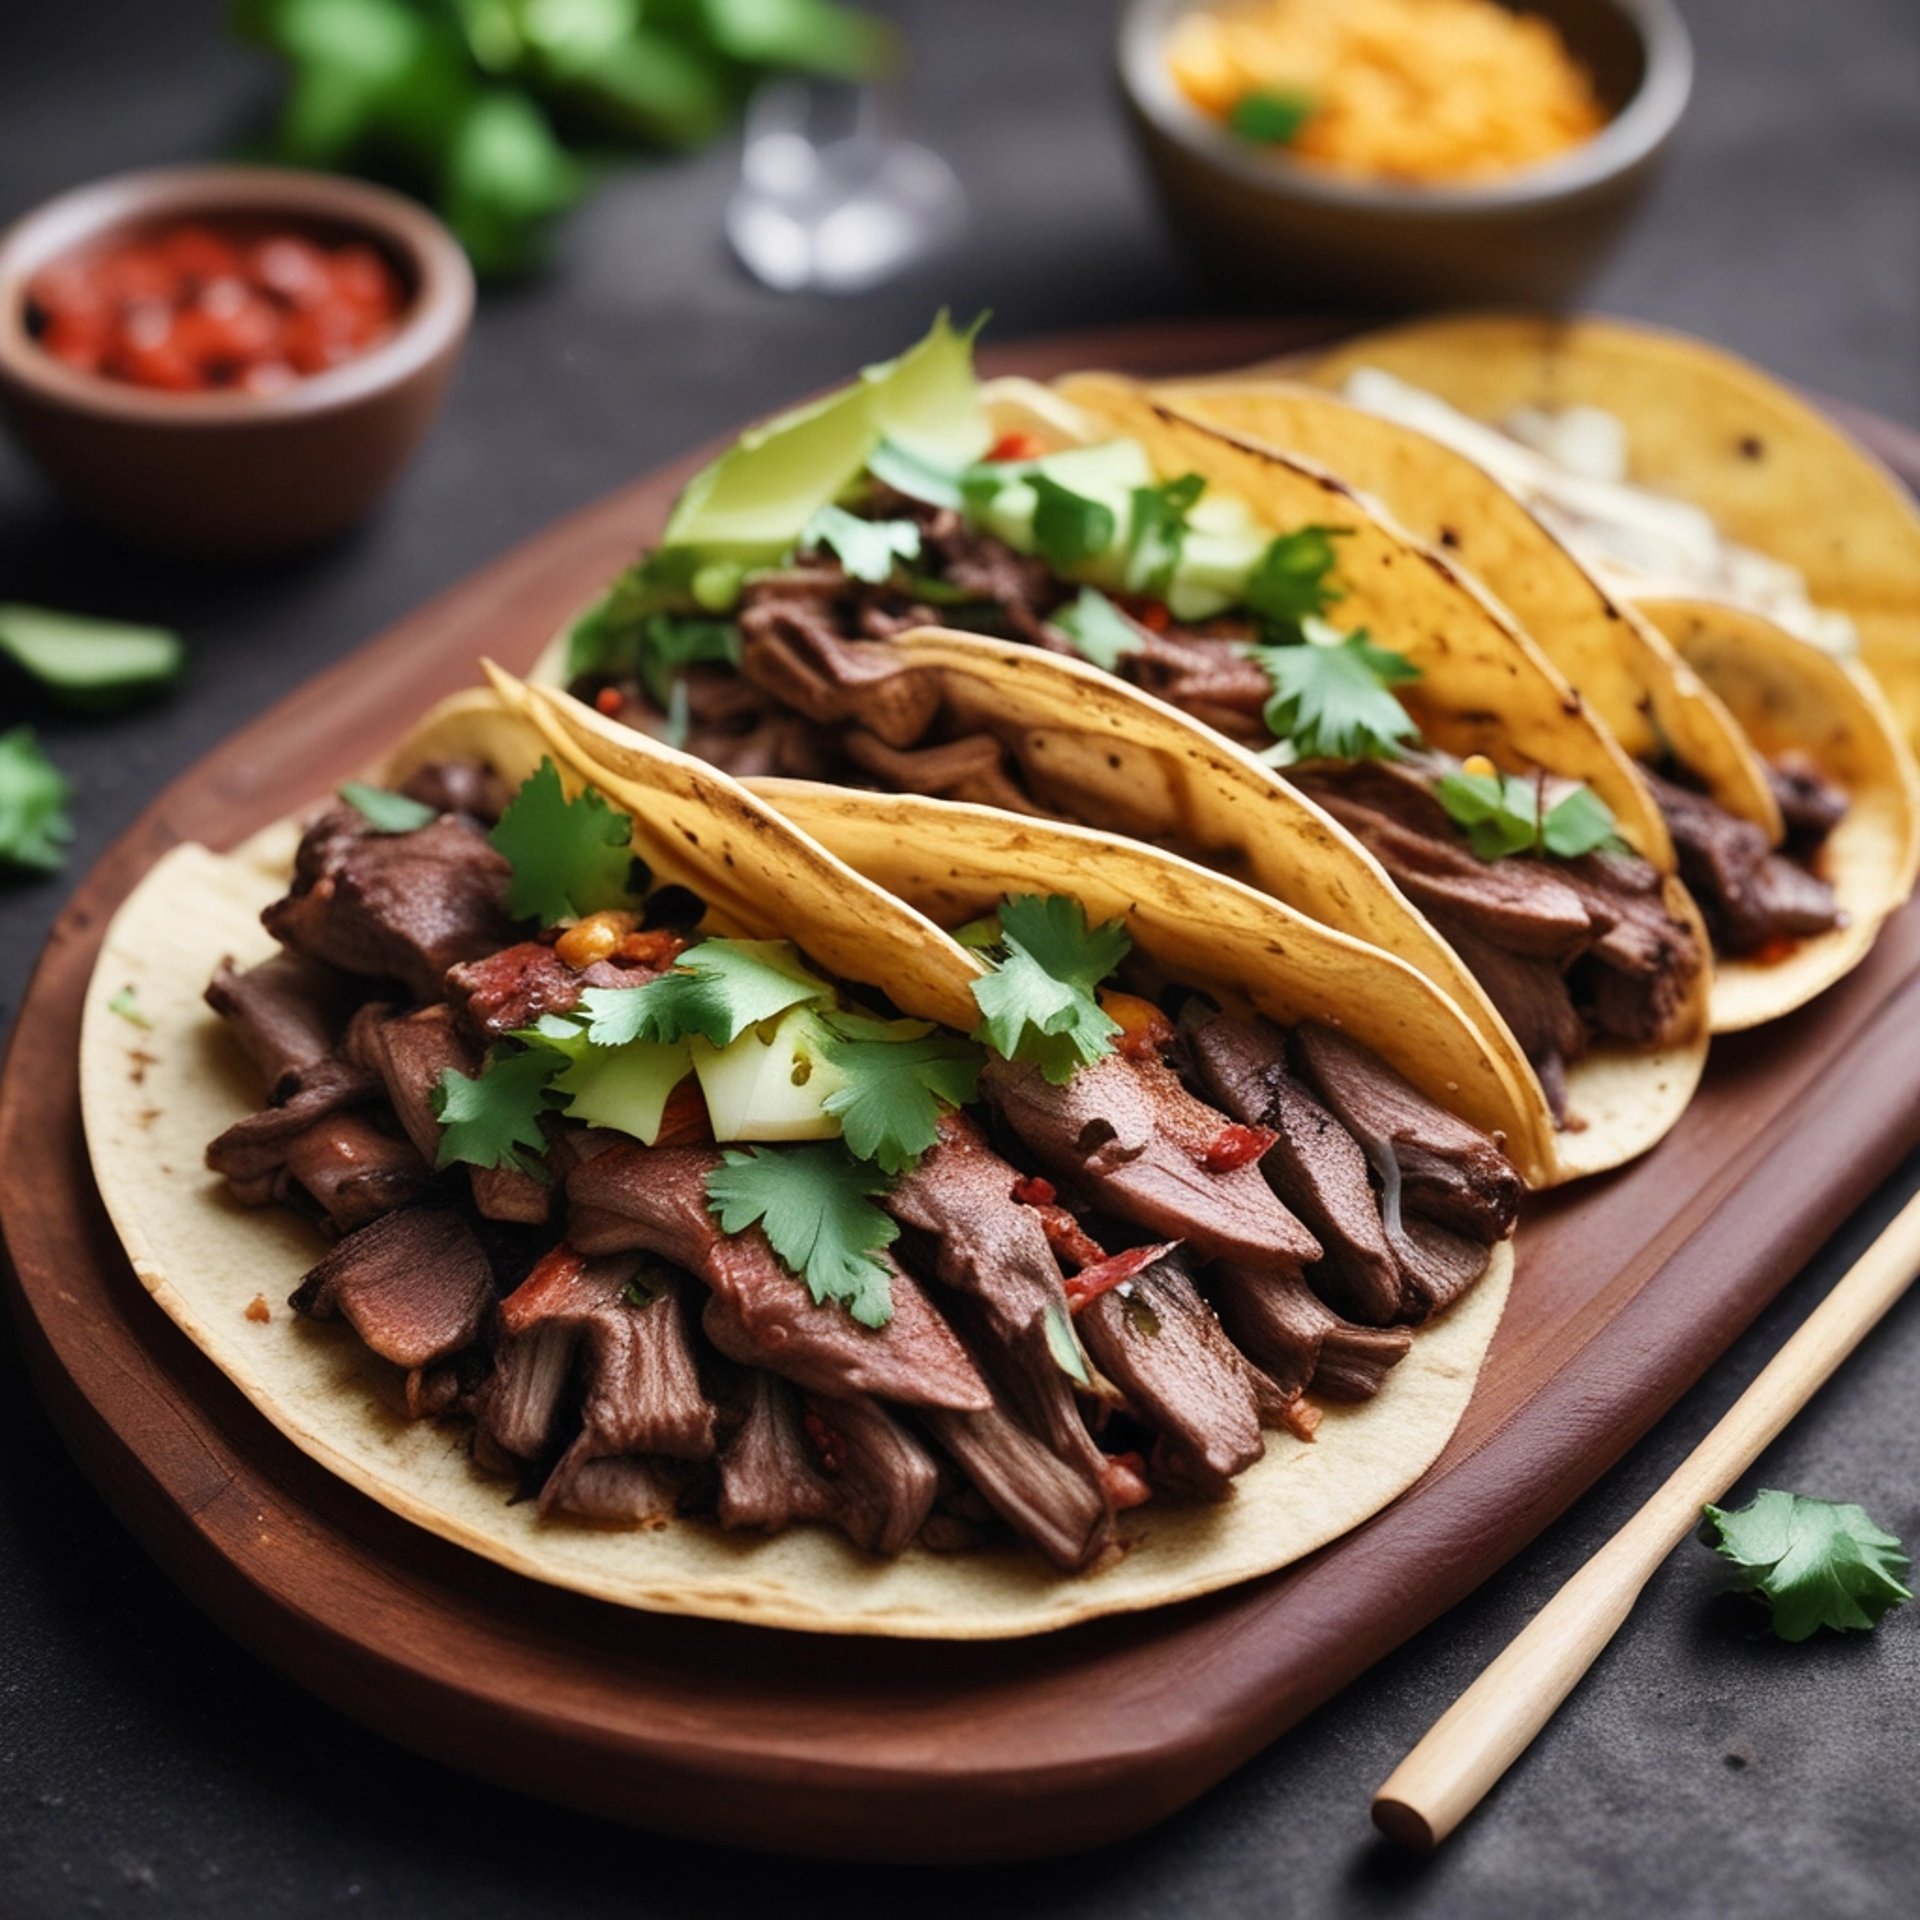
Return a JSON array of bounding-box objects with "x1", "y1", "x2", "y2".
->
[
  {"x1": 552, "y1": 318, "x2": 1710, "y2": 1176},
  {"x1": 81, "y1": 676, "x2": 1519, "y2": 1638},
  {"x1": 1156, "y1": 363, "x2": 1920, "y2": 1029}
]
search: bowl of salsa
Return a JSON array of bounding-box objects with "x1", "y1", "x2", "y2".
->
[
  {"x1": 1118, "y1": 0, "x2": 1692, "y2": 305},
  {"x1": 0, "y1": 167, "x2": 472, "y2": 556}
]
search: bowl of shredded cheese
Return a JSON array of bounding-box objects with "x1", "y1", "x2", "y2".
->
[{"x1": 1119, "y1": 0, "x2": 1691, "y2": 304}]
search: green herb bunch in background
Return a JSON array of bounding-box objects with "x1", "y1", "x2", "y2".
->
[{"x1": 231, "y1": 0, "x2": 895, "y2": 275}]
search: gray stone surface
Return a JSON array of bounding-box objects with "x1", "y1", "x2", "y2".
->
[{"x1": 1, "y1": 1, "x2": 1916, "y2": 1913}]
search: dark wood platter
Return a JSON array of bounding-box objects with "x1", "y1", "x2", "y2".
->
[{"x1": 6, "y1": 320, "x2": 1920, "y2": 1864}]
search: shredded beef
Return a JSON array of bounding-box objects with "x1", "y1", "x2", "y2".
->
[
  {"x1": 292, "y1": 1208, "x2": 493, "y2": 1370},
  {"x1": 206, "y1": 951, "x2": 356, "y2": 1102}
]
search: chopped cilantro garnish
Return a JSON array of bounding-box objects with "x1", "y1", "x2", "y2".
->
[
  {"x1": 1244, "y1": 526, "x2": 1347, "y2": 632},
  {"x1": 580, "y1": 939, "x2": 832, "y2": 1049},
  {"x1": 1124, "y1": 473, "x2": 1207, "y2": 596},
  {"x1": 1434, "y1": 766, "x2": 1629, "y2": 862},
  {"x1": 705, "y1": 1143, "x2": 898, "y2": 1327},
  {"x1": 0, "y1": 727, "x2": 73, "y2": 875},
  {"x1": 489, "y1": 758, "x2": 637, "y2": 925},
  {"x1": 1251, "y1": 624, "x2": 1421, "y2": 762},
  {"x1": 430, "y1": 1046, "x2": 563, "y2": 1179},
  {"x1": 1702, "y1": 1490, "x2": 1912, "y2": 1642},
  {"x1": 818, "y1": 1014, "x2": 984, "y2": 1174},
  {"x1": 1029, "y1": 473, "x2": 1118, "y2": 573},
  {"x1": 866, "y1": 437, "x2": 967, "y2": 511},
  {"x1": 340, "y1": 781, "x2": 438, "y2": 834},
  {"x1": 970, "y1": 893, "x2": 1130, "y2": 1085},
  {"x1": 801, "y1": 503, "x2": 922, "y2": 583},
  {"x1": 107, "y1": 984, "x2": 151, "y2": 1030},
  {"x1": 631, "y1": 614, "x2": 740, "y2": 707},
  {"x1": 1230, "y1": 88, "x2": 1315, "y2": 145},
  {"x1": 1053, "y1": 587, "x2": 1147, "y2": 672}
]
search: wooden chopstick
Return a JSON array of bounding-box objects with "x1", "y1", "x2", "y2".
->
[{"x1": 1373, "y1": 1183, "x2": 1920, "y2": 1853}]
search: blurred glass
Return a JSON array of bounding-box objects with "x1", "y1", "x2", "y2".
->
[{"x1": 727, "y1": 78, "x2": 965, "y2": 294}]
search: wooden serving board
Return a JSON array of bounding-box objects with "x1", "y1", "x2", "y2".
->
[{"x1": 6, "y1": 320, "x2": 1920, "y2": 1864}]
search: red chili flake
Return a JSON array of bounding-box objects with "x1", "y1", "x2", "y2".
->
[
  {"x1": 1064, "y1": 1240, "x2": 1179, "y2": 1311},
  {"x1": 985, "y1": 430, "x2": 1047, "y2": 463},
  {"x1": 1136, "y1": 601, "x2": 1172, "y2": 632},
  {"x1": 1199, "y1": 1124, "x2": 1276, "y2": 1174},
  {"x1": 1010, "y1": 1174, "x2": 1056, "y2": 1208},
  {"x1": 593, "y1": 685, "x2": 626, "y2": 717},
  {"x1": 616, "y1": 927, "x2": 689, "y2": 969},
  {"x1": 1099, "y1": 1451, "x2": 1153, "y2": 1511},
  {"x1": 803, "y1": 1409, "x2": 848, "y2": 1474}
]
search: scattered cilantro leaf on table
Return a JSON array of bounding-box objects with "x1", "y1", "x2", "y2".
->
[
  {"x1": 430, "y1": 1046, "x2": 563, "y2": 1178},
  {"x1": 1230, "y1": 88, "x2": 1315, "y2": 146},
  {"x1": 818, "y1": 1015, "x2": 984, "y2": 1174},
  {"x1": 1434, "y1": 766, "x2": 1628, "y2": 862},
  {"x1": 1029, "y1": 474, "x2": 1117, "y2": 573},
  {"x1": 581, "y1": 939, "x2": 831, "y2": 1048},
  {"x1": 340, "y1": 781, "x2": 438, "y2": 834},
  {"x1": 801, "y1": 504, "x2": 922, "y2": 583},
  {"x1": 971, "y1": 894, "x2": 1130, "y2": 1085},
  {"x1": 1252, "y1": 625, "x2": 1421, "y2": 762},
  {"x1": 489, "y1": 757, "x2": 636, "y2": 923},
  {"x1": 0, "y1": 727, "x2": 74, "y2": 876},
  {"x1": 1054, "y1": 587, "x2": 1147, "y2": 671},
  {"x1": 1702, "y1": 1490, "x2": 1913, "y2": 1641},
  {"x1": 705, "y1": 1143, "x2": 898, "y2": 1327},
  {"x1": 1124, "y1": 473, "x2": 1207, "y2": 596}
]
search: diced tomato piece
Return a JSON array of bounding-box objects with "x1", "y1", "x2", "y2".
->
[
  {"x1": 1010, "y1": 1174, "x2": 1056, "y2": 1208},
  {"x1": 1199, "y1": 1124, "x2": 1276, "y2": 1173},
  {"x1": 251, "y1": 235, "x2": 332, "y2": 308},
  {"x1": 1136, "y1": 601, "x2": 1171, "y2": 632},
  {"x1": 986, "y1": 431, "x2": 1047, "y2": 463},
  {"x1": 594, "y1": 685, "x2": 626, "y2": 717},
  {"x1": 1099, "y1": 1451, "x2": 1153, "y2": 1510}
]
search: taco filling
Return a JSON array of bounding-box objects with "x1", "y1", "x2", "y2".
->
[
  {"x1": 1330, "y1": 367, "x2": 1852, "y2": 960},
  {"x1": 201, "y1": 752, "x2": 1518, "y2": 1572},
  {"x1": 565, "y1": 320, "x2": 1703, "y2": 1119}
]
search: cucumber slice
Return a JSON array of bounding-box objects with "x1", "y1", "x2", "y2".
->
[{"x1": 0, "y1": 604, "x2": 184, "y2": 711}]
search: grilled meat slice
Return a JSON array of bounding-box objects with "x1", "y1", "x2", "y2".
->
[
  {"x1": 1766, "y1": 753, "x2": 1848, "y2": 845},
  {"x1": 538, "y1": 1446, "x2": 686, "y2": 1525},
  {"x1": 1207, "y1": 1262, "x2": 1412, "y2": 1402},
  {"x1": 1076, "y1": 1253, "x2": 1266, "y2": 1500},
  {"x1": 566, "y1": 1142, "x2": 990, "y2": 1411},
  {"x1": 716, "y1": 1371, "x2": 844, "y2": 1534},
  {"x1": 206, "y1": 951, "x2": 357, "y2": 1102},
  {"x1": 397, "y1": 759, "x2": 511, "y2": 825},
  {"x1": 980, "y1": 1054, "x2": 1322, "y2": 1278},
  {"x1": 801, "y1": 1395, "x2": 942, "y2": 1557},
  {"x1": 919, "y1": 1400, "x2": 1115, "y2": 1571},
  {"x1": 292, "y1": 1208, "x2": 493, "y2": 1370},
  {"x1": 263, "y1": 806, "x2": 515, "y2": 1002},
  {"x1": 444, "y1": 940, "x2": 639, "y2": 1042},
  {"x1": 1185, "y1": 1011, "x2": 1403, "y2": 1324}
]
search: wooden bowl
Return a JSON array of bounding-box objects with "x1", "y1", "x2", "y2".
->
[
  {"x1": 0, "y1": 166, "x2": 473, "y2": 557},
  {"x1": 1117, "y1": 0, "x2": 1693, "y2": 308}
]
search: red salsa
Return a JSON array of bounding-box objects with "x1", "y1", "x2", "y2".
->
[{"x1": 26, "y1": 217, "x2": 407, "y2": 395}]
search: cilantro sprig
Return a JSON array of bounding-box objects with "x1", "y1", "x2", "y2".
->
[
  {"x1": 818, "y1": 1015, "x2": 983, "y2": 1174},
  {"x1": 705, "y1": 1143, "x2": 899, "y2": 1328},
  {"x1": 489, "y1": 757, "x2": 638, "y2": 924},
  {"x1": 1702, "y1": 1490, "x2": 1913, "y2": 1642},
  {"x1": 341, "y1": 782, "x2": 438, "y2": 834},
  {"x1": 801, "y1": 504, "x2": 922, "y2": 584},
  {"x1": 1124, "y1": 473, "x2": 1207, "y2": 596},
  {"x1": 1245, "y1": 526, "x2": 1348, "y2": 630},
  {"x1": 970, "y1": 894, "x2": 1131, "y2": 1085},
  {"x1": 1434, "y1": 766, "x2": 1629, "y2": 862},
  {"x1": 430, "y1": 1046, "x2": 564, "y2": 1179},
  {"x1": 0, "y1": 727, "x2": 73, "y2": 876},
  {"x1": 1053, "y1": 587, "x2": 1147, "y2": 672},
  {"x1": 1251, "y1": 624, "x2": 1422, "y2": 763},
  {"x1": 580, "y1": 940, "x2": 831, "y2": 1048}
]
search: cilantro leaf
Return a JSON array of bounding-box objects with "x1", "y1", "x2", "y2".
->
[
  {"x1": 581, "y1": 939, "x2": 831, "y2": 1048},
  {"x1": 0, "y1": 726, "x2": 73, "y2": 875},
  {"x1": 1053, "y1": 587, "x2": 1147, "y2": 672},
  {"x1": 1702, "y1": 1490, "x2": 1913, "y2": 1642},
  {"x1": 970, "y1": 894, "x2": 1130, "y2": 1085},
  {"x1": 1244, "y1": 527, "x2": 1347, "y2": 631},
  {"x1": 801, "y1": 503, "x2": 922, "y2": 584},
  {"x1": 1124, "y1": 473, "x2": 1207, "y2": 596},
  {"x1": 107, "y1": 985, "x2": 152, "y2": 1030},
  {"x1": 818, "y1": 1015, "x2": 984, "y2": 1174},
  {"x1": 705, "y1": 1143, "x2": 898, "y2": 1327},
  {"x1": 1434, "y1": 767, "x2": 1628, "y2": 862},
  {"x1": 340, "y1": 781, "x2": 439, "y2": 834},
  {"x1": 430, "y1": 1046, "x2": 563, "y2": 1178},
  {"x1": 630, "y1": 614, "x2": 740, "y2": 707},
  {"x1": 866, "y1": 437, "x2": 966, "y2": 510},
  {"x1": 489, "y1": 758, "x2": 636, "y2": 924},
  {"x1": 1029, "y1": 473, "x2": 1117, "y2": 573},
  {"x1": 1252, "y1": 626, "x2": 1421, "y2": 762},
  {"x1": 1230, "y1": 88, "x2": 1315, "y2": 145}
]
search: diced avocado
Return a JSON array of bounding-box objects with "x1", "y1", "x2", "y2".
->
[
  {"x1": 1031, "y1": 439, "x2": 1158, "y2": 499},
  {"x1": 661, "y1": 313, "x2": 990, "y2": 565},
  {"x1": 693, "y1": 1006, "x2": 848, "y2": 1143},
  {"x1": 1169, "y1": 524, "x2": 1272, "y2": 618},
  {"x1": 551, "y1": 1036, "x2": 693, "y2": 1143},
  {"x1": 0, "y1": 604, "x2": 184, "y2": 711}
]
